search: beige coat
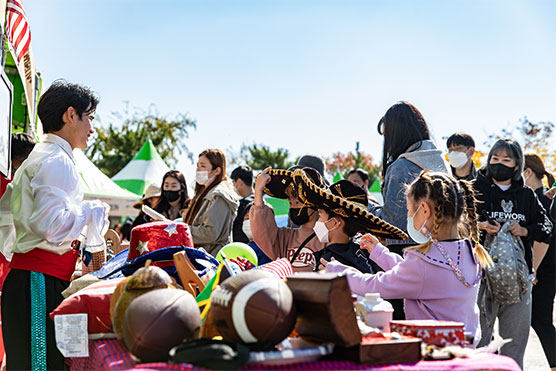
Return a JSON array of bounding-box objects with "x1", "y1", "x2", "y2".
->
[{"x1": 189, "y1": 181, "x2": 239, "y2": 256}]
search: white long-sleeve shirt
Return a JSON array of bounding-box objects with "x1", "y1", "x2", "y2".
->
[{"x1": 0, "y1": 134, "x2": 106, "y2": 257}]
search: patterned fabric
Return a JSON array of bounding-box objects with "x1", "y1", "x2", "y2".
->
[
  {"x1": 81, "y1": 250, "x2": 107, "y2": 275},
  {"x1": 483, "y1": 221, "x2": 529, "y2": 304},
  {"x1": 257, "y1": 258, "x2": 294, "y2": 279},
  {"x1": 68, "y1": 339, "x2": 520, "y2": 371},
  {"x1": 30, "y1": 271, "x2": 47, "y2": 371}
]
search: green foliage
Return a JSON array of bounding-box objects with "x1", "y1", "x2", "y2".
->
[
  {"x1": 86, "y1": 105, "x2": 196, "y2": 177},
  {"x1": 245, "y1": 143, "x2": 292, "y2": 170}
]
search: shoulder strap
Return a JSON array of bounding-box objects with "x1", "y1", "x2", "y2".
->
[{"x1": 290, "y1": 232, "x2": 316, "y2": 264}]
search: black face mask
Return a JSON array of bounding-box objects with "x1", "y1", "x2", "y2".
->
[
  {"x1": 289, "y1": 207, "x2": 311, "y2": 225},
  {"x1": 488, "y1": 163, "x2": 517, "y2": 182},
  {"x1": 164, "y1": 190, "x2": 181, "y2": 203}
]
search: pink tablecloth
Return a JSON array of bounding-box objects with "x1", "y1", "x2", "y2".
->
[{"x1": 68, "y1": 339, "x2": 520, "y2": 371}]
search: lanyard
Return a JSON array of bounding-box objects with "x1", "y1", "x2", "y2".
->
[
  {"x1": 290, "y1": 232, "x2": 316, "y2": 264},
  {"x1": 433, "y1": 240, "x2": 481, "y2": 288}
]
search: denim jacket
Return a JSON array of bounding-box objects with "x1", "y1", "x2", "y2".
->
[{"x1": 369, "y1": 140, "x2": 448, "y2": 246}]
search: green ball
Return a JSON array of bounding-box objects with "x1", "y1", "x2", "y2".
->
[{"x1": 216, "y1": 243, "x2": 258, "y2": 267}]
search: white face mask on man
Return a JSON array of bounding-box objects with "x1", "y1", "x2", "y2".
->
[{"x1": 447, "y1": 150, "x2": 469, "y2": 169}]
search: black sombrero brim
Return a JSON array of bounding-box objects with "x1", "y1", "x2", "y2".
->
[
  {"x1": 292, "y1": 169, "x2": 408, "y2": 240},
  {"x1": 263, "y1": 169, "x2": 296, "y2": 200}
]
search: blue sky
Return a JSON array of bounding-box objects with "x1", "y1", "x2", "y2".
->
[{"x1": 23, "y1": 0, "x2": 556, "y2": 181}]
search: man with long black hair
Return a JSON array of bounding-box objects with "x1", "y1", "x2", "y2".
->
[{"x1": 1, "y1": 80, "x2": 109, "y2": 370}]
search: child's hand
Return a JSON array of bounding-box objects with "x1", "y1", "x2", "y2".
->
[
  {"x1": 360, "y1": 233, "x2": 379, "y2": 253},
  {"x1": 318, "y1": 257, "x2": 334, "y2": 271}
]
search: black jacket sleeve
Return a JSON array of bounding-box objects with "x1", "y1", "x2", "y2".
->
[
  {"x1": 525, "y1": 189, "x2": 553, "y2": 244},
  {"x1": 551, "y1": 196, "x2": 556, "y2": 223}
]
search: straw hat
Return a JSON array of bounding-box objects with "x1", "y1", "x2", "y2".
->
[{"x1": 132, "y1": 184, "x2": 162, "y2": 209}]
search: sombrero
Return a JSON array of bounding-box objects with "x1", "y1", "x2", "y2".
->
[
  {"x1": 263, "y1": 167, "x2": 324, "y2": 200},
  {"x1": 292, "y1": 169, "x2": 408, "y2": 240}
]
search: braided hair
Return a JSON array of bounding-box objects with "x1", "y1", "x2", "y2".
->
[{"x1": 406, "y1": 170, "x2": 492, "y2": 268}]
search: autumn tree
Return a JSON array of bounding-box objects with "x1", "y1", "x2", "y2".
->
[
  {"x1": 325, "y1": 142, "x2": 381, "y2": 183},
  {"x1": 484, "y1": 117, "x2": 555, "y2": 174},
  {"x1": 86, "y1": 105, "x2": 196, "y2": 177}
]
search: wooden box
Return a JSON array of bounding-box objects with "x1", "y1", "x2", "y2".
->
[
  {"x1": 286, "y1": 273, "x2": 361, "y2": 347},
  {"x1": 335, "y1": 336, "x2": 422, "y2": 364},
  {"x1": 286, "y1": 273, "x2": 422, "y2": 364}
]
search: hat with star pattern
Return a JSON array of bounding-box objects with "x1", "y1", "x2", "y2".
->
[{"x1": 128, "y1": 221, "x2": 194, "y2": 261}]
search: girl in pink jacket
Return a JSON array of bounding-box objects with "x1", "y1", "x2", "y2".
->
[{"x1": 325, "y1": 171, "x2": 492, "y2": 347}]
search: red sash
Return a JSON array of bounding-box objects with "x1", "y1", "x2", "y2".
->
[{"x1": 10, "y1": 248, "x2": 79, "y2": 281}]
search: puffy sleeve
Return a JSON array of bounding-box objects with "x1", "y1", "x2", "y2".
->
[{"x1": 28, "y1": 157, "x2": 97, "y2": 245}]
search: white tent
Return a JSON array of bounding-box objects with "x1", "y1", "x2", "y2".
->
[{"x1": 74, "y1": 149, "x2": 140, "y2": 218}]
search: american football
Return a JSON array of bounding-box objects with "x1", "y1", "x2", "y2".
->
[{"x1": 210, "y1": 270, "x2": 297, "y2": 346}]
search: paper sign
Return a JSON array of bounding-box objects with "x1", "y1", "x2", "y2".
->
[{"x1": 54, "y1": 314, "x2": 89, "y2": 358}]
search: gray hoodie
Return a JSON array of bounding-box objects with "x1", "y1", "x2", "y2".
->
[{"x1": 369, "y1": 140, "x2": 448, "y2": 246}]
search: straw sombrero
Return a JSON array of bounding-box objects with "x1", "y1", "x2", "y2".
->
[
  {"x1": 263, "y1": 167, "x2": 324, "y2": 200},
  {"x1": 132, "y1": 183, "x2": 162, "y2": 209},
  {"x1": 292, "y1": 169, "x2": 408, "y2": 240}
]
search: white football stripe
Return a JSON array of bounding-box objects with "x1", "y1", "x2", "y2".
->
[{"x1": 231, "y1": 278, "x2": 277, "y2": 343}]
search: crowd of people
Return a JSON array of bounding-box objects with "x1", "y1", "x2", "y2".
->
[{"x1": 0, "y1": 81, "x2": 554, "y2": 370}]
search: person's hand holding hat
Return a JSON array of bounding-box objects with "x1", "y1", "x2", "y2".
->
[
  {"x1": 254, "y1": 167, "x2": 272, "y2": 207},
  {"x1": 360, "y1": 233, "x2": 380, "y2": 254}
]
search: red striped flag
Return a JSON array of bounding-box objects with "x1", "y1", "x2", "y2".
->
[
  {"x1": 259, "y1": 258, "x2": 294, "y2": 279},
  {"x1": 6, "y1": 0, "x2": 31, "y2": 63}
]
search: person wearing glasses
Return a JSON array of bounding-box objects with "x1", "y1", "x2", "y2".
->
[{"x1": 446, "y1": 132, "x2": 478, "y2": 181}]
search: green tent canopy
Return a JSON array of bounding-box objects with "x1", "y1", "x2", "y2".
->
[
  {"x1": 370, "y1": 178, "x2": 381, "y2": 193},
  {"x1": 333, "y1": 170, "x2": 343, "y2": 183},
  {"x1": 112, "y1": 139, "x2": 171, "y2": 196},
  {"x1": 264, "y1": 196, "x2": 289, "y2": 215}
]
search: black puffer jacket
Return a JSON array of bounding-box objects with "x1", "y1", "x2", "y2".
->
[{"x1": 473, "y1": 169, "x2": 553, "y2": 272}]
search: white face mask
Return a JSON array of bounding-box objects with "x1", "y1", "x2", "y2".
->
[
  {"x1": 407, "y1": 204, "x2": 430, "y2": 244},
  {"x1": 195, "y1": 170, "x2": 212, "y2": 185},
  {"x1": 313, "y1": 218, "x2": 337, "y2": 243},
  {"x1": 242, "y1": 220, "x2": 253, "y2": 240},
  {"x1": 523, "y1": 169, "x2": 532, "y2": 186},
  {"x1": 447, "y1": 150, "x2": 469, "y2": 169}
]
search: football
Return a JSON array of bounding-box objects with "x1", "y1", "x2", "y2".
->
[
  {"x1": 122, "y1": 288, "x2": 201, "y2": 362},
  {"x1": 112, "y1": 265, "x2": 176, "y2": 341},
  {"x1": 210, "y1": 270, "x2": 297, "y2": 346}
]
